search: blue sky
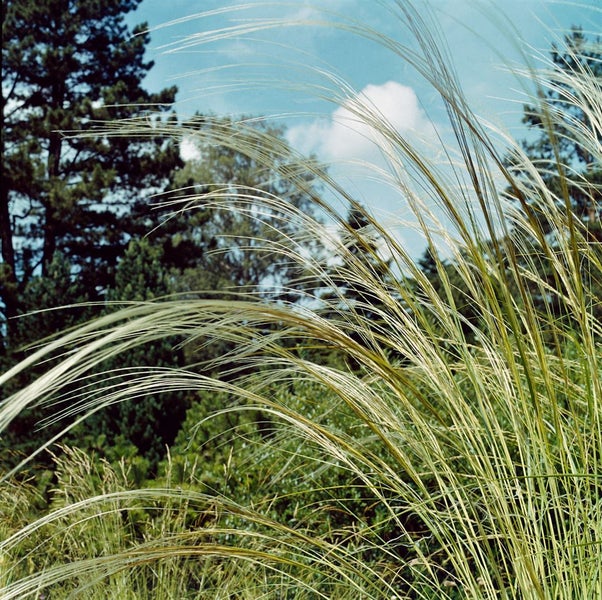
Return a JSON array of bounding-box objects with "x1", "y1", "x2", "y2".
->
[
  {"x1": 128, "y1": 1, "x2": 600, "y2": 255},
  {"x1": 133, "y1": 1, "x2": 599, "y2": 126}
]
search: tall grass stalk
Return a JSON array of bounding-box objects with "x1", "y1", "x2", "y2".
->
[{"x1": 1, "y1": 2, "x2": 601, "y2": 598}]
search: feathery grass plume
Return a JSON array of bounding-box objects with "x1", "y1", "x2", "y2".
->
[{"x1": 1, "y1": 1, "x2": 601, "y2": 598}]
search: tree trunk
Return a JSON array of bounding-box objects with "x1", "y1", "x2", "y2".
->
[
  {"x1": 0, "y1": 183, "x2": 19, "y2": 341},
  {"x1": 42, "y1": 109, "x2": 63, "y2": 275},
  {"x1": 0, "y1": 81, "x2": 19, "y2": 340}
]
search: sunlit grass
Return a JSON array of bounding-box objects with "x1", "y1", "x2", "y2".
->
[{"x1": 1, "y1": 2, "x2": 601, "y2": 598}]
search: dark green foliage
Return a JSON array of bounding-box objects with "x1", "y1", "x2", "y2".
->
[
  {"x1": 72, "y1": 239, "x2": 191, "y2": 473},
  {"x1": 15, "y1": 253, "x2": 93, "y2": 344},
  {"x1": 1, "y1": 0, "x2": 180, "y2": 345},
  {"x1": 168, "y1": 115, "x2": 322, "y2": 298},
  {"x1": 164, "y1": 380, "x2": 408, "y2": 548},
  {"x1": 0, "y1": 253, "x2": 99, "y2": 470},
  {"x1": 1, "y1": 0, "x2": 182, "y2": 475},
  {"x1": 162, "y1": 389, "x2": 261, "y2": 495},
  {"x1": 504, "y1": 28, "x2": 602, "y2": 321},
  {"x1": 336, "y1": 205, "x2": 393, "y2": 318},
  {"x1": 109, "y1": 238, "x2": 171, "y2": 303},
  {"x1": 520, "y1": 28, "x2": 600, "y2": 182},
  {"x1": 319, "y1": 204, "x2": 403, "y2": 368},
  {"x1": 416, "y1": 246, "x2": 485, "y2": 343}
]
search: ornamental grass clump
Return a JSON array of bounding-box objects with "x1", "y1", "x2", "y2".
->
[{"x1": 1, "y1": 2, "x2": 601, "y2": 598}]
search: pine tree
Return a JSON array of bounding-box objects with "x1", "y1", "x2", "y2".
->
[
  {"x1": 505, "y1": 28, "x2": 602, "y2": 320},
  {"x1": 507, "y1": 27, "x2": 601, "y2": 239},
  {"x1": 1, "y1": 0, "x2": 181, "y2": 345},
  {"x1": 74, "y1": 239, "x2": 190, "y2": 473}
]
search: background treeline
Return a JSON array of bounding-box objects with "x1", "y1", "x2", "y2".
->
[
  {"x1": 1, "y1": 0, "x2": 599, "y2": 516},
  {"x1": 1, "y1": 0, "x2": 326, "y2": 470}
]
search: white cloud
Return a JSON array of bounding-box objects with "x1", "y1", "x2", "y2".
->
[
  {"x1": 285, "y1": 81, "x2": 448, "y2": 260},
  {"x1": 288, "y1": 81, "x2": 436, "y2": 162},
  {"x1": 179, "y1": 136, "x2": 201, "y2": 161}
]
